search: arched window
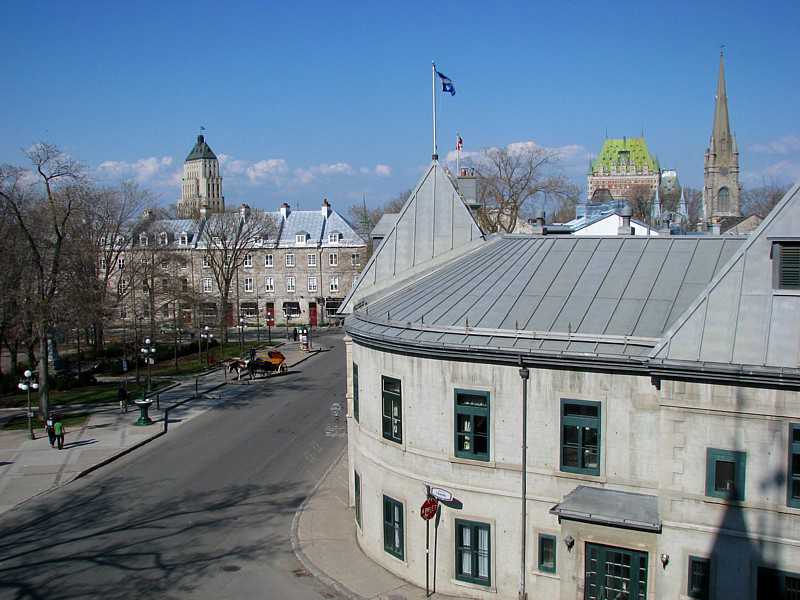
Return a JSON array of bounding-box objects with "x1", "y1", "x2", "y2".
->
[{"x1": 718, "y1": 187, "x2": 731, "y2": 213}]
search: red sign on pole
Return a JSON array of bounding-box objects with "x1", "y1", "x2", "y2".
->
[{"x1": 420, "y1": 497, "x2": 438, "y2": 520}]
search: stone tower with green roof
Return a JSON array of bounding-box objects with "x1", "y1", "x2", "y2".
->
[
  {"x1": 587, "y1": 136, "x2": 660, "y2": 205},
  {"x1": 703, "y1": 51, "x2": 741, "y2": 223},
  {"x1": 177, "y1": 134, "x2": 225, "y2": 217}
]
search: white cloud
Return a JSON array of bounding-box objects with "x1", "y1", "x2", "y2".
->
[
  {"x1": 97, "y1": 156, "x2": 174, "y2": 182},
  {"x1": 247, "y1": 159, "x2": 290, "y2": 184},
  {"x1": 360, "y1": 166, "x2": 369, "y2": 175},
  {"x1": 742, "y1": 161, "x2": 800, "y2": 184},
  {"x1": 375, "y1": 164, "x2": 391, "y2": 176},
  {"x1": 748, "y1": 135, "x2": 800, "y2": 155},
  {"x1": 292, "y1": 162, "x2": 355, "y2": 185},
  {"x1": 444, "y1": 141, "x2": 589, "y2": 170}
]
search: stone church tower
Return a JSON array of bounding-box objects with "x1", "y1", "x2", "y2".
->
[
  {"x1": 703, "y1": 51, "x2": 741, "y2": 223},
  {"x1": 177, "y1": 134, "x2": 225, "y2": 217}
]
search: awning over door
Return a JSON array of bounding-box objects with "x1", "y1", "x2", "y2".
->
[{"x1": 550, "y1": 485, "x2": 661, "y2": 533}]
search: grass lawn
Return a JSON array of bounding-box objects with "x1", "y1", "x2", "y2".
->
[
  {"x1": 0, "y1": 380, "x2": 173, "y2": 409},
  {"x1": 3, "y1": 412, "x2": 89, "y2": 431}
]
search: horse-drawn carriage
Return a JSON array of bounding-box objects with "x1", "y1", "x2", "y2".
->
[{"x1": 229, "y1": 350, "x2": 288, "y2": 379}]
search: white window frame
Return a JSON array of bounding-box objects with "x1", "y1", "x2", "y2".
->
[
  {"x1": 330, "y1": 277, "x2": 339, "y2": 292},
  {"x1": 203, "y1": 255, "x2": 211, "y2": 268},
  {"x1": 139, "y1": 233, "x2": 148, "y2": 247},
  {"x1": 99, "y1": 258, "x2": 106, "y2": 270},
  {"x1": 286, "y1": 253, "x2": 295, "y2": 267},
  {"x1": 243, "y1": 253, "x2": 252, "y2": 268},
  {"x1": 308, "y1": 276, "x2": 317, "y2": 293},
  {"x1": 308, "y1": 253, "x2": 317, "y2": 267},
  {"x1": 286, "y1": 276, "x2": 296, "y2": 293},
  {"x1": 203, "y1": 278, "x2": 213, "y2": 293},
  {"x1": 265, "y1": 253, "x2": 273, "y2": 268},
  {"x1": 180, "y1": 233, "x2": 188, "y2": 245},
  {"x1": 244, "y1": 277, "x2": 254, "y2": 293},
  {"x1": 117, "y1": 257, "x2": 125, "y2": 270},
  {"x1": 328, "y1": 233, "x2": 339, "y2": 244},
  {"x1": 351, "y1": 253, "x2": 360, "y2": 266},
  {"x1": 295, "y1": 234, "x2": 306, "y2": 244},
  {"x1": 159, "y1": 232, "x2": 168, "y2": 246},
  {"x1": 329, "y1": 253, "x2": 338, "y2": 267},
  {"x1": 264, "y1": 277, "x2": 274, "y2": 293}
]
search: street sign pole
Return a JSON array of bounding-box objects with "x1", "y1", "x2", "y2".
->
[{"x1": 426, "y1": 518, "x2": 430, "y2": 597}]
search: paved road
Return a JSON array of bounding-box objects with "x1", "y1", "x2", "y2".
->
[{"x1": 0, "y1": 332, "x2": 348, "y2": 600}]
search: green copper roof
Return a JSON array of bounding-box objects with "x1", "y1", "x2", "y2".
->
[
  {"x1": 186, "y1": 135, "x2": 217, "y2": 161},
  {"x1": 589, "y1": 137, "x2": 658, "y2": 174}
]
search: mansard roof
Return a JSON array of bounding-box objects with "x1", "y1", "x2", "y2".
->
[
  {"x1": 590, "y1": 137, "x2": 658, "y2": 174},
  {"x1": 276, "y1": 208, "x2": 364, "y2": 247},
  {"x1": 186, "y1": 135, "x2": 217, "y2": 161}
]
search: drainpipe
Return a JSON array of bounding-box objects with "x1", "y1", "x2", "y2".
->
[{"x1": 518, "y1": 358, "x2": 529, "y2": 600}]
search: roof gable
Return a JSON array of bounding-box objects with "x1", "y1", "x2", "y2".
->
[
  {"x1": 651, "y1": 179, "x2": 800, "y2": 369},
  {"x1": 340, "y1": 160, "x2": 484, "y2": 313}
]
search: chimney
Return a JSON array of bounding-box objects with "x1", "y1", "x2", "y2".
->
[
  {"x1": 457, "y1": 170, "x2": 479, "y2": 211},
  {"x1": 321, "y1": 198, "x2": 330, "y2": 218},
  {"x1": 199, "y1": 205, "x2": 208, "y2": 220},
  {"x1": 710, "y1": 220, "x2": 721, "y2": 236},
  {"x1": 280, "y1": 203, "x2": 290, "y2": 220},
  {"x1": 618, "y1": 207, "x2": 635, "y2": 236},
  {"x1": 530, "y1": 210, "x2": 548, "y2": 235},
  {"x1": 239, "y1": 204, "x2": 251, "y2": 221}
]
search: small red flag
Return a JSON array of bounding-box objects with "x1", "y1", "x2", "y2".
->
[{"x1": 456, "y1": 135, "x2": 463, "y2": 151}]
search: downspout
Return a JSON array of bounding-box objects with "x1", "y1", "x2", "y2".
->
[{"x1": 518, "y1": 358, "x2": 529, "y2": 600}]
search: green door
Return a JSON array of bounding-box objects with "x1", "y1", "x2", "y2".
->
[{"x1": 585, "y1": 543, "x2": 648, "y2": 600}]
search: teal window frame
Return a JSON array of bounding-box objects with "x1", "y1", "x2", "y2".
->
[
  {"x1": 705, "y1": 448, "x2": 746, "y2": 501},
  {"x1": 688, "y1": 556, "x2": 711, "y2": 599},
  {"x1": 381, "y1": 376, "x2": 402, "y2": 444},
  {"x1": 756, "y1": 566, "x2": 800, "y2": 599},
  {"x1": 789, "y1": 424, "x2": 800, "y2": 508},
  {"x1": 455, "y1": 519, "x2": 491, "y2": 586},
  {"x1": 383, "y1": 495, "x2": 404, "y2": 560},
  {"x1": 538, "y1": 534, "x2": 556, "y2": 573},
  {"x1": 560, "y1": 399, "x2": 601, "y2": 475},
  {"x1": 354, "y1": 471, "x2": 362, "y2": 529},
  {"x1": 353, "y1": 363, "x2": 359, "y2": 422},
  {"x1": 454, "y1": 389, "x2": 489, "y2": 461}
]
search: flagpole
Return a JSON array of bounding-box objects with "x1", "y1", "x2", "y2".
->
[
  {"x1": 432, "y1": 61, "x2": 438, "y2": 160},
  {"x1": 456, "y1": 132, "x2": 460, "y2": 174}
]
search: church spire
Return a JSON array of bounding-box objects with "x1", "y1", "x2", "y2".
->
[{"x1": 711, "y1": 49, "x2": 732, "y2": 163}]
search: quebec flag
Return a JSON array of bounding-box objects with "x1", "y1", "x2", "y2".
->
[{"x1": 436, "y1": 71, "x2": 456, "y2": 96}]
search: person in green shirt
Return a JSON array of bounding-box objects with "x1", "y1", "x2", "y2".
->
[{"x1": 53, "y1": 417, "x2": 66, "y2": 450}]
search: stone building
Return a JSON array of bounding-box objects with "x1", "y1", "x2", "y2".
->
[
  {"x1": 339, "y1": 153, "x2": 800, "y2": 599},
  {"x1": 177, "y1": 134, "x2": 225, "y2": 217},
  {"x1": 703, "y1": 51, "x2": 741, "y2": 224},
  {"x1": 109, "y1": 199, "x2": 365, "y2": 333},
  {"x1": 586, "y1": 137, "x2": 660, "y2": 205}
]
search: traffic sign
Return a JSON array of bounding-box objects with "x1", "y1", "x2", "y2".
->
[
  {"x1": 429, "y1": 487, "x2": 453, "y2": 502},
  {"x1": 420, "y1": 497, "x2": 438, "y2": 520}
]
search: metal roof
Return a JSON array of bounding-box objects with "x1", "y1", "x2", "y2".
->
[
  {"x1": 185, "y1": 135, "x2": 217, "y2": 161},
  {"x1": 276, "y1": 208, "x2": 363, "y2": 247},
  {"x1": 550, "y1": 485, "x2": 661, "y2": 533},
  {"x1": 346, "y1": 234, "x2": 744, "y2": 358}
]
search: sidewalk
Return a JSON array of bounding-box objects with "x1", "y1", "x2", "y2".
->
[
  {"x1": 292, "y1": 453, "x2": 460, "y2": 600},
  {"x1": 0, "y1": 341, "x2": 318, "y2": 517}
]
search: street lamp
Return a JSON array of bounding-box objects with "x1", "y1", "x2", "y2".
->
[
  {"x1": 18, "y1": 370, "x2": 39, "y2": 440},
  {"x1": 140, "y1": 338, "x2": 155, "y2": 392},
  {"x1": 238, "y1": 316, "x2": 245, "y2": 356},
  {"x1": 201, "y1": 326, "x2": 214, "y2": 368}
]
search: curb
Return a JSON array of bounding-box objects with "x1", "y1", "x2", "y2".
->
[{"x1": 290, "y1": 447, "x2": 367, "y2": 600}]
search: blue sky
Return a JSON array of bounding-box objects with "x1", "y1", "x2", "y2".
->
[{"x1": 2, "y1": 1, "x2": 798, "y2": 216}]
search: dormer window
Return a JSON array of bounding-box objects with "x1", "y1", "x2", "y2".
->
[
  {"x1": 212, "y1": 236, "x2": 222, "y2": 246},
  {"x1": 773, "y1": 241, "x2": 800, "y2": 290},
  {"x1": 328, "y1": 232, "x2": 340, "y2": 244},
  {"x1": 159, "y1": 232, "x2": 168, "y2": 246},
  {"x1": 296, "y1": 233, "x2": 307, "y2": 244},
  {"x1": 139, "y1": 233, "x2": 148, "y2": 247},
  {"x1": 180, "y1": 232, "x2": 188, "y2": 245}
]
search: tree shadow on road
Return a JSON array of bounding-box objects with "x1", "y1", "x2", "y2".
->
[{"x1": 0, "y1": 474, "x2": 309, "y2": 600}]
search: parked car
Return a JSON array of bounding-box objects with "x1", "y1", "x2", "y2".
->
[{"x1": 159, "y1": 324, "x2": 195, "y2": 338}]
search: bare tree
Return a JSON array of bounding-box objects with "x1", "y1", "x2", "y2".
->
[
  {"x1": 472, "y1": 144, "x2": 579, "y2": 233},
  {"x1": 629, "y1": 184, "x2": 656, "y2": 224},
  {"x1": 741, "y1": 178, "x2": 790, "y2": 219},
  {"x1": 0, "y1": 143, "x2": 87, "y2": 418},
  {"x1": 682, "y1": 186, "x2": 704, "y2": 232},
  {"x1": 200, "y1": 208, "x2": 278, "y2": 344}
]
